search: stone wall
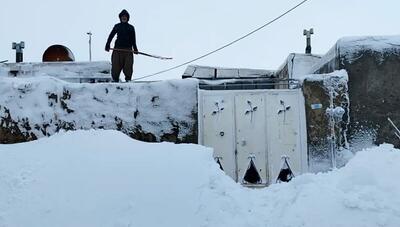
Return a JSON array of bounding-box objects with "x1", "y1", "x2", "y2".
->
[
  {"x1": 314, "y1": 45, "x2": 400, "y2": 149},
  {"x1": 0, "y1": 77, "x2": 198, "y2": 144},
  {"x1": 302, "y1": 71, "x2": 350, "y2": 170}
]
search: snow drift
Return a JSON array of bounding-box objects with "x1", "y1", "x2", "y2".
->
[{"x1": 1, "y1": 130, "x2": 399, "y2": 227}]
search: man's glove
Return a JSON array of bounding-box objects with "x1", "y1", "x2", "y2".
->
[{"x1": 105, "y1": 45, "x2": 110, "y2": 52}]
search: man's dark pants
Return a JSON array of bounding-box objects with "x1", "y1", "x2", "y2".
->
[{"x1": 111, "y1": 50, "x2": 134, "y2": 82}]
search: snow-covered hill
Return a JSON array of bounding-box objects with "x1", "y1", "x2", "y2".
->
[{"x1": 0, "y1": 130, "x2": 399, "y2": 227}]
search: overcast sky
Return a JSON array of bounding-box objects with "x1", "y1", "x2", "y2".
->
[{"x1": 1, "y1": 0, "x2": 399, "y2": 80}]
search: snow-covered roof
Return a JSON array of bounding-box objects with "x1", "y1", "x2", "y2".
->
[
  {"x1": 182, "y1": 65, "x2": 275, "y2": 79},
  {"x1": 0, "y1": 61, "x2": 112, "y2": 82},
  {"x1": 338, "y1": 35, "x2": 400, "y2": 54},
  {"x1": 276, "y1": 53, "x2": 322, "y2": 79},
  {"x1": 311, "y1": 35, "x2": 400, "y2": 72}
]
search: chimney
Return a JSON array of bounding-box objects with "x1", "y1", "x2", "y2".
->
[
  {"x1": 12, "y1": 41, "x2": 25, "y2": 63},
  {"x1": 303, "y1": 28, "x2": 314, "y2": 54}
]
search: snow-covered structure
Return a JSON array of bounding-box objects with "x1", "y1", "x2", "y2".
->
[
  {"x1": 276, "y1": 53, "x2": 322, "y2": 80},
  {"x1": 310, "y1": 36, "x2": 400, "y2": 149},
  {"x1": 1, "y1": 61, "x2": 112, "y2": 83},
  {"x1": 182, "y1": 65, "x2": 275, "y2": 79},
  {"x1": 0, "y1": 76, "x2": 198, "y2": 144},
  {"x1": 1, "y1": 35, "x2": 399, "y2": 186},
  {"x1": 183, "y1": 64, "x2": 308, "y2": 186}
]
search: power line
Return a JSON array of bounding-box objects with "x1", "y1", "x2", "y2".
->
[{"x1": 134, "y1": 0, "x2": 310, "y2": 81}]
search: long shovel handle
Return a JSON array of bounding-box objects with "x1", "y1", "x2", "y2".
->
[
  {"x1": 109, "y1": 48, "x2": 172, "y2": 60},
  {"x1": 137, "y1": 52, "x2": 173, "y2": 60}
]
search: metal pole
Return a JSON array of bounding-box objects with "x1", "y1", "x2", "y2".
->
[{"x1": 87, "y1": 32, "x2": 92, "y2": 62}]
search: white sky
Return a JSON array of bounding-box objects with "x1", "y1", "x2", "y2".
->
[{"x1": 1, "y1": 0, "x2": 399, "y2": 80}]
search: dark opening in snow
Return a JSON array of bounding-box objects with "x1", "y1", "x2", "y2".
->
[
  {"x1": 215, "y1": 157, "x2": 224, "y2": 171},
  {"x1": 276, "y1": 158, "x2": 294, "y2": 183},
  {"x1": 243, "y1": 159, "x2": 262, "y2": 184}
]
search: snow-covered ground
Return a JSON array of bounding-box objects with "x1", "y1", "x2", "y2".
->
[{"x1": 1, "y1": 130, "x2": 399, "y2": 227}]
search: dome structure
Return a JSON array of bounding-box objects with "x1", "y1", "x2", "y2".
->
[{"x1": 42, "y1": 45, "x2": 75, "y2": 62}]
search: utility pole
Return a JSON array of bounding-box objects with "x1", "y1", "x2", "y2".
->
[
  {"x1": 87, "y1": 32, "x2": 92, "y2": 62},
  {"x1": 303, "y1": 28, "x2": 314, "y2": 54},
  {"x1": 12, "y1": 41, "x2": 25, "y2": 63}
]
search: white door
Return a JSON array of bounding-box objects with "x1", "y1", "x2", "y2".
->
[
  {"x1": 235, "y1": 93, "x2": 267, "y2": 184},
  {"x1": 199, "y1": 89, "x2": 307, "y2": 186},
  {"x1": 266, "y1": 90, "x2": 307, "y2": 184},
  {"x1": 200, "y1": 92, "x2": 237, "y2": 180}
]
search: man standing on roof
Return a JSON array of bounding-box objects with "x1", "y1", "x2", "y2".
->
[{"x1": 105, "y1": 9, "x2": 138, "y2": 82}]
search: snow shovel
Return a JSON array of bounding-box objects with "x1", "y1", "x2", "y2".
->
[
  {"x1": 0, "y1": 60, "x2": 8, "y2": 63},
  {"x1": 109, "y1": 48, "x2": 172, "y2": 60}
]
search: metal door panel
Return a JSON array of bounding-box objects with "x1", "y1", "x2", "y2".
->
[
  {"x1": 266, "y1": 90, "x2": 303, "y2": 183},
  {"x1": 235, "y1": 93, "x2": 267, "y2": 184},
  {"x1": 201, "y1": 93, "x2": 237, "y2": 180}
]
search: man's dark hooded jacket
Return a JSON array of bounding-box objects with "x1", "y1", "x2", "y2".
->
[{"x1": 105, "y1": 10, "x2": 138, "y2": 51}]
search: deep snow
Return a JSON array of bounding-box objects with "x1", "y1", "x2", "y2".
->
[{"x1": 1, "y1": 130, "x2": 399, "y2": 227}]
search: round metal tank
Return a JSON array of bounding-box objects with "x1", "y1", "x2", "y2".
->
[{"x1": 42, "y1": 45, "x2": 75, "y2": 62}]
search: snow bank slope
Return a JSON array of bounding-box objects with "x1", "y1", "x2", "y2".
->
[{"x1": 1, "y1": 130, "x2": 400, "y2": 227}]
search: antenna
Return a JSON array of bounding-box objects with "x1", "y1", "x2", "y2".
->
[{"x1": 87, "y1": 32, "x2": 92, "y2": 62}]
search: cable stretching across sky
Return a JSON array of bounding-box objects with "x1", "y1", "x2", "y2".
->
[{"x1": 134, "y1": 0, "x2": 311, "y2": 81}]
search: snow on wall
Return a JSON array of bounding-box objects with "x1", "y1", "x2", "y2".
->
[
  {"x1": 0, "y1": 61, "x2": 112, "y2": 82},
  {"x1": 338, "y1": 35, "x2": 400, "y2": 63},
  {"x1": 300, "y1": 69, "x2": 349, "y2": 87},
  {"x1": 311, "y1": 35, "x2": 400, "y2": 73},
  {"x1": 0, "y1": 76, "x2": 198, "y2": 143},
  {"x1": 1, "y1": 130, "x2": 399, "y2": 227}
]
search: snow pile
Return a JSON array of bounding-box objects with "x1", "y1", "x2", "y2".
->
[
  {"x1": 0, "y1": 76, "x2": 198, "y2": 142},
  {"x1": 1, "y1": 130, "x2": 400, "y2": 227}
]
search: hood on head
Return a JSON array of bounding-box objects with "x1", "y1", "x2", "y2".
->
[{"x1": 119, "y1": 9, "x2": 130, "y2": 22}]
